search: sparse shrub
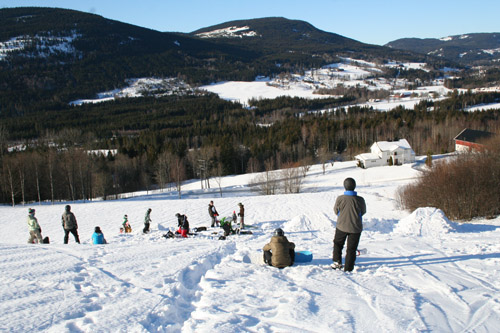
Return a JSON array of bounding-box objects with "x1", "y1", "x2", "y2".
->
[
  {"x1": 425, "y1": 151, "x2": 433, "y2": 168},
  {"x1": 397, "y1": 136, "x2": 500, "y2": 220}
]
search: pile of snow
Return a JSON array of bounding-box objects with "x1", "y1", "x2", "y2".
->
[{"x1": 393, "y1": 207, "x2": 453, "y2": 237}]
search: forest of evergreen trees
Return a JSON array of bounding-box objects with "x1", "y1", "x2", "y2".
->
[{"x1": 1, "y1": 91, "x2": 499, "y2": 205}]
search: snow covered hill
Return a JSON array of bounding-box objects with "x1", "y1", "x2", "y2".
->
[{"x1": 1, "y1": 159, "x2": 499, "y2": 332}]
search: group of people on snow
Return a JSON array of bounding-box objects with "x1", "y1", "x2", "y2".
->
[{"x1": 26, "y1": 177, "x2": 365, "y2": 272}]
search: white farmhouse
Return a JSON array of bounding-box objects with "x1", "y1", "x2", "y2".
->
[{"x1": 355, "y1": 139, "x2": 415, "y2": 168}]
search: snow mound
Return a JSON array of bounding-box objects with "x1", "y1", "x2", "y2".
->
[
  {"x1": 283, "y1": 213, "x2": 334, "y2": 235},
  {"x1": 393, "y1": 208, "x2": 454, "y2": 237}
]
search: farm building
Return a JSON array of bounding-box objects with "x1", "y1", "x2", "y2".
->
[{"x1": 454, "y1": 128, "x2": 495, "y2": 152}]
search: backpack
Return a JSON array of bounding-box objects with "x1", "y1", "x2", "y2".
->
[{"x1": 163, "y1": 231, "x2": 175, "y2": 239}]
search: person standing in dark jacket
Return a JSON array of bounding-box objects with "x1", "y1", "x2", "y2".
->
[
  {"x1": 332, "y1": 178, "x2": 366, "y2": 271},
  {"x1": 208, "y1": 201, "x2": 218, "y2": 227},
  {"x1": 143, "y1": 208, "x2": 152, "y2": 234},
  {"x1": 237, "y1": 202, "x2": 245, "y2": 229},
  {"x1": 62, "y1": 205, "x2": 80, "y2": 244}
]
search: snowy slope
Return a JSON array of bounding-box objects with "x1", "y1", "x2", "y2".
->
[{"x1": 1, "y1": 159, "x2": 500, "y2": 332}]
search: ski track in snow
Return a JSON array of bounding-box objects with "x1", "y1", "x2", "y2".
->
[{"x1": 1, "y1": 161, "x2": 500, "y2": 332}]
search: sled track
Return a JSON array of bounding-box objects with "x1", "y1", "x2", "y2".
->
[{"x1": 144, "y1": 242, "x2": 237, "y2": 332}]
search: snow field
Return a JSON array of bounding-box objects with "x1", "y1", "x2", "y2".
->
[{"x1": 1, "y1": 160, "x2": 500, "y2": 332}]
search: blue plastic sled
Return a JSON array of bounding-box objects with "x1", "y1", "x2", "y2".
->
[{"x1": 295, "y1": 250, "x2": 313, "y2": 262}]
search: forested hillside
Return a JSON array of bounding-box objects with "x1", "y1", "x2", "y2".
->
[{"x1": 1, "y1": 7, "x2": 499, "y2": 205}]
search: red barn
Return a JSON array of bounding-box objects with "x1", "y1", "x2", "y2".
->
[{"x1": 454, "y1": 128, "x2": 495, "y2": 152}]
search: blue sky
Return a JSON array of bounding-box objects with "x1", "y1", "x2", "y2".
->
[{"x1": 1, "y1": 0, "x2": 499, "y2": 45}]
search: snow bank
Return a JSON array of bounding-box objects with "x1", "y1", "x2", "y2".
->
[{"x1": 393, "y1": 207, "x2": 454, "y2": 237}]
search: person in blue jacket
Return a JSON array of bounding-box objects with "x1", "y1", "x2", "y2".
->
[
  {"x1": 92, "y1": 226, "x2": 107, "y2": 244},
  {"x1": 332, "y1": 177, "x2": 366, "y2": 272}
]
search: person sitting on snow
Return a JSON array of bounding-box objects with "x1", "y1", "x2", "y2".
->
[
  {"x1": 122, "y1": 215, "x2": 132, "y2": 233},
  {"x1": 92, "y1": 226, "x2": 107, "y2": 244},
  {"x1": 263, "y1": 228, "x2": 295, "y2": 268},
  {"x1": 27, "y1": 208, "x2": 43, "y2": 244},
  {"x1": 176, "y1": 213, "x2": 189, "y2": 238},
  {"x1": 220, "y1": 216, "x2": 235, "y2": 237}
]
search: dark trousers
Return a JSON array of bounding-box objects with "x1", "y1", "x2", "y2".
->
[
  {"x1": 143, "y1": 223, "x2": 150, "y2": 233},
  {"x1": 64, "y1": 228, "x2": 80, "y2": 244},
  {"x1": 333, "y1": 229, "x2": 361, "y2": 272}
]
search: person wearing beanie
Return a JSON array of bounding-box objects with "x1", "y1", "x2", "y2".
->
[
  {"x1": 263, "y1": 228, "x2": 295, "y2": 268},
  {"x1": 237, "y1": 203, "x2": 245, "y2": 229},
  {"x1": 27, "y1": 208, "x2": 43, "y2": 244},
  {"x1": 92, "y1": 226, "x2": 107, "y2": 244},
  {"x1": 122, "y1": 215, "x2": 132, "y2": 233},
  {"x1": 208, "y1": 201, "x2": 219, "y2": 227},
  {"x1": 332, "y1": 177, "x2": 366, "y2": 272},
  {"x1": 143, "y1": 208, "x2": 152, "y2": 234},
  {"x1": 62, "y1": 205, "x2": 80, "y2": 244}
]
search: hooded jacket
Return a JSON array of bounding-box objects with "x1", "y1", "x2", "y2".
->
[{"x1": 263, "y1": 235, "x2": 295, "y2": 268}]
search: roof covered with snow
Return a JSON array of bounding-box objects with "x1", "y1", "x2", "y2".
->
[{"x1": 374, "y1": 139, "x2": 413, "y2": 152}]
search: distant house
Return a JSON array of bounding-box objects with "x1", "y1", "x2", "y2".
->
[
  {"x1": 454, "y1": 128, "x2": 494, "y2": 152},
  {"x1": 355, "y1": 139, "x2": 416, "y2": 168}
]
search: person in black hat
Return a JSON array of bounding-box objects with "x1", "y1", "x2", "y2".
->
[
  {"x1": 92, "y1": 226, "x2": 107, "y2": 244},
  {"x1": 263, "y1": 228, "x2": 295, "y2": 268},
  {"x1": 332, "y1": 177, "x2": 366, "y2": 271},
  {"x1": 62, "y1": 205, "x2": 80, "y2": 244},
  {"x1": 143, "y1": 208, "x2": 152, "y2": 234}
]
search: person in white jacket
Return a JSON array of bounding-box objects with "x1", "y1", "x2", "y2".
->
[{"x1": 27, "y1": 208, "x2": 43, "y2": 244}]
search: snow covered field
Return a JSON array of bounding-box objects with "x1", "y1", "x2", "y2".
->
[{"x1": 1, "y1": 158, "x2": 500, "y2": 332}]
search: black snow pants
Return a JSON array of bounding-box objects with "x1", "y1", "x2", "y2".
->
[
  {"x1": 64, "y1": 228, "x2": 80, "y2": 244},
  {"x1": 333, "y1": 228, "x2": 361, "y2": 272}
]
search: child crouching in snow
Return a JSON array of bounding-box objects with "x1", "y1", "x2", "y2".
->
[
  {"x1": 176, "y1": 213, "x2": 190, "y2": 238},
  {"x1": 92, "y1": 226, "x2": 107, "y2": 244},
  {"x1": 121, "y1": 215, "x2": 132, "y2": 233}
]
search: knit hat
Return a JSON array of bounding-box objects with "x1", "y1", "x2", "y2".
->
[
  {"x1": 343, "y1": 178, "x2": 356, "y2": 191},
  {"x1": 29, "y1": 208, "x2": 35, "y2": 215}
]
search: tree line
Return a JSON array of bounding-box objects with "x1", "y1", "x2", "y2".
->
[{"x1": 1, "y1": 92, "x2": 499, "y2": 205}]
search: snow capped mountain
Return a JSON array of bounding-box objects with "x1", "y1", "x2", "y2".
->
[
  {"x1": 195, "y1": 25, "x2": 259, "y2": 38},
  {"x1": 387, "y1": 32, "x2": 500, "y2": 63}
]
